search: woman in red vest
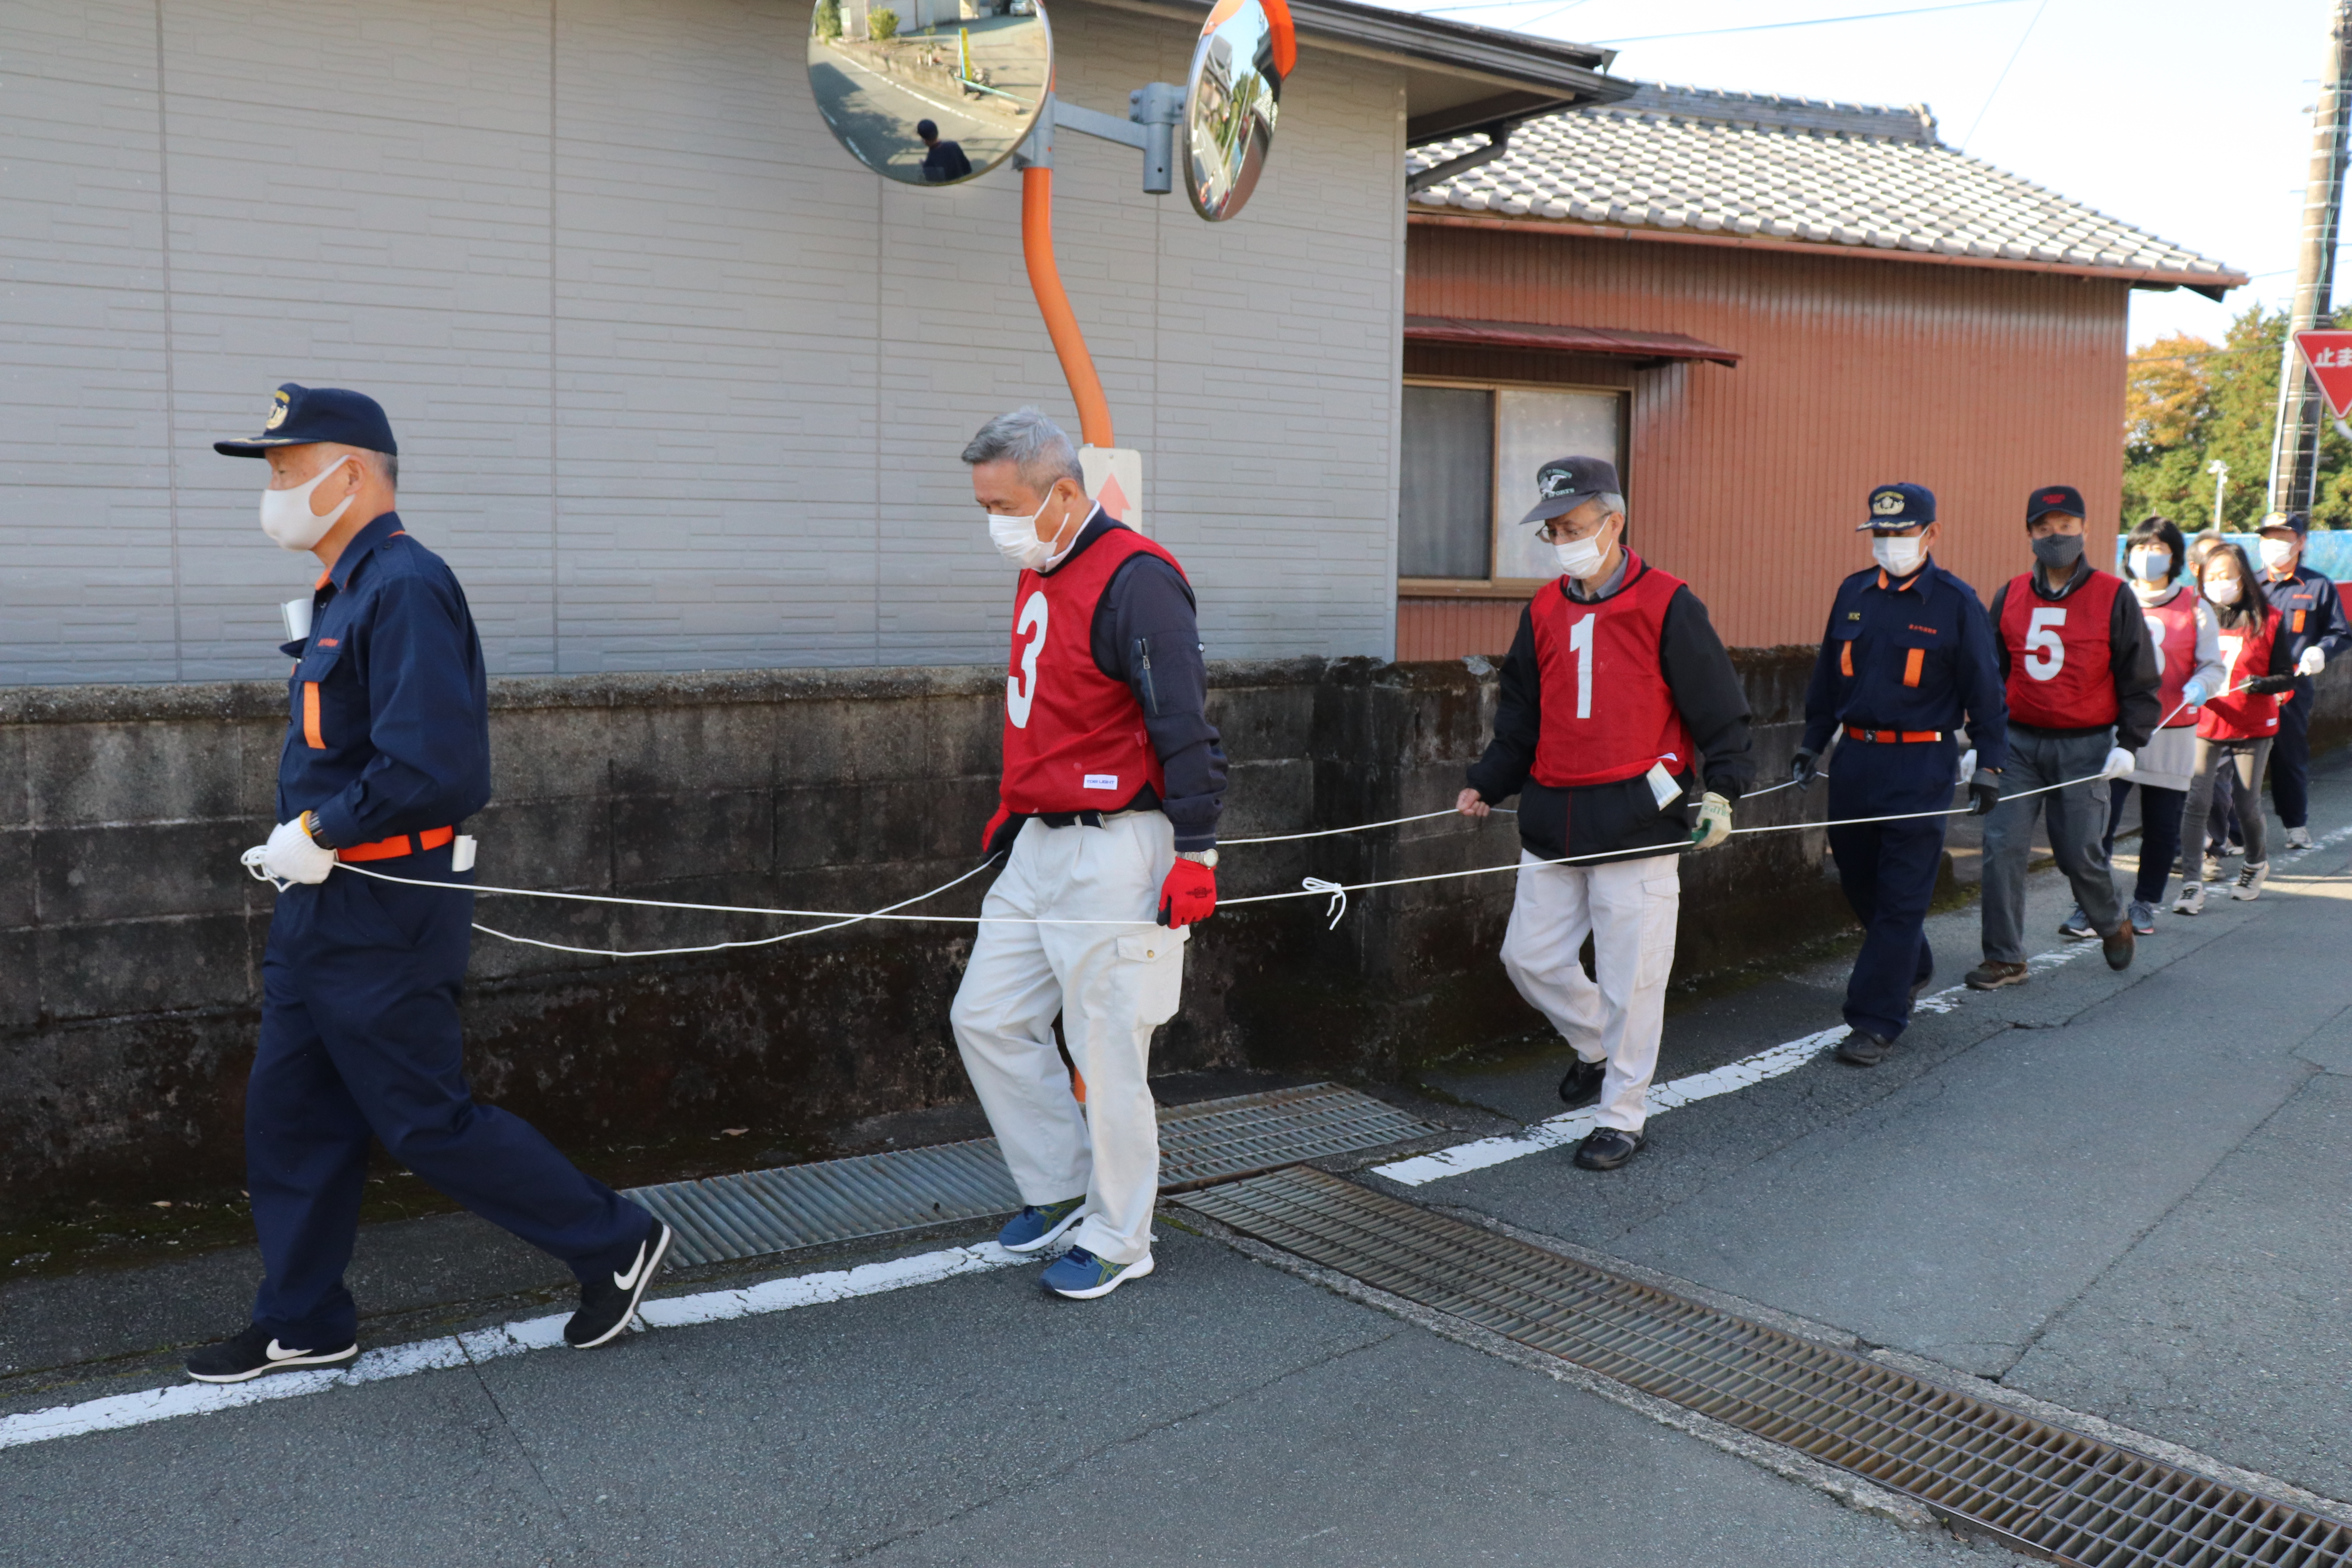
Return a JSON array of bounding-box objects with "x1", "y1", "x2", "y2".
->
[
  {"x1": 2176, "y1": 543, "x2": 2297, "y2": 909},
  {"x1": 1457, "y1": 456, "x2": 1753, "y2": 1172},
  {"x1": 2098, "y1": 516, "x2": 2222, "y2": 933}
]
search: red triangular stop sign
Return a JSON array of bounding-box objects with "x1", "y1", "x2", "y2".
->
[{"x1": 2294, "y1": 329, "x2": 2352, "y2": 418}]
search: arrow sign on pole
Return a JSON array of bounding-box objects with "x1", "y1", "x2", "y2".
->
[{"x1": 2294, "y1": 328, "x2": 2352, "y2": 418}]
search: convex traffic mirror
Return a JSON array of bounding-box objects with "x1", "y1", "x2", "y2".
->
[
  {"x1": 1183, "y1": 0, "x2": 1294, "y2": 221},
  {"x1": 808, "y1": 0, "x2": 1052, "y2": 185}
]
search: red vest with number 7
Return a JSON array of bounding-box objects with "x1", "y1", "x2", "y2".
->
[
  {"x1": 999, "y1": 524, "x2": 1185, "y2": 815},
  {"x1": 1999, "y1": 570, "x2": 2124, "y2": 728},
  {"x1": 1530, "y1": 554, "x2": 1697, "y2": 789}
]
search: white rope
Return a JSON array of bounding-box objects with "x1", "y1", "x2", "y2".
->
[{"x1": 1220, "y1": 806, "x2": 1514, "y2": 844}]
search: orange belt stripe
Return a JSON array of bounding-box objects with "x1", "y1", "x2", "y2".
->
[
  {"x1": 1846, "y1": 725, "x2": 1943, "y2": 743},
  {"x1": 339, "y1": 826, "x2": 456, "y2": 863}
]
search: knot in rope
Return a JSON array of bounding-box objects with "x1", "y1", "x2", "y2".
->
[{"x1": 1301, "y1": 877, "x2": 1348, "y2": 929}]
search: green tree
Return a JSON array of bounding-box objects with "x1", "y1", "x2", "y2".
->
[
  {"x1": 815, "y1": 0, "x2": 842, "y2": 39},
  {"x1": 869, "y1": 6, "x2": 898, "y2": 37},
  {"x1": 2123, "y1": 305, "x2": 2352, "y2": 529}
]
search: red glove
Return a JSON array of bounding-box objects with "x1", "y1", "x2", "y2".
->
[
  {"x1": 981, "y1": 804, "x2": 1016, "y2": 857},
  {"x1": 1158, "y1": 857, "x2": 1217, "y2": 927}
]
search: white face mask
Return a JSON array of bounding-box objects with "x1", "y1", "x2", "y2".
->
[
  {"x1": 260, "y1": 455, "x2": 354, "y2": 551},
  {"x1": 1871, "y1": 534, "x2": 1925, "y2": 577},
  {"x1": 987, "y1": 493, "x2": 1076, "y2": 572},
  {"x1": 2259, "y1": 537, "x2": 2298, "y2": 572},
  {"x1": 2129, "y1": 548, "x2": 2171, "y2": 584},
  {"x1": 1551, "y1": 517, "x2": 1615, "y2": 580},
  {"x1": 2205, "y1": 575, "x2": 2242, "y2": 606}
]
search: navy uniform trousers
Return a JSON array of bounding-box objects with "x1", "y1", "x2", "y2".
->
[
  {"x1": 250, "y1": 840, "x2": 646, "y2": 1346},
  {"x1": 2273, "y1": 678, "x2": 2314, "y2": 831},
  {"x1": 1826, "y1": 740, "x2": 1953, "y2": 1041}
]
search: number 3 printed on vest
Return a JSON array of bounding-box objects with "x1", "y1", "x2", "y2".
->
[
  {"x1": 1007, "y1": 590, "x2": 1048, "y2": 728},
  {"x1": 2024, "y1": 606, "x2": 2067, "y2": 681}
]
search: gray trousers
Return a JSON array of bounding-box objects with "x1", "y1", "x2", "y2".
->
[
  {"x1": 1981, "y1": 727, "x2": 2122, "y2": 963},
  {"x1": 2178, "y1": 737, "x2": 2271, "y2": 877}
]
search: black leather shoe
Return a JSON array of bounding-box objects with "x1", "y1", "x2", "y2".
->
[
  {"x1": 2101, "y1": 922, "x2": 2135, "y2": 971},
  {"x1": 1557, "y1": 1056, "x2": 1606, "y2": 1107},
  {"x1": 1573, "y1": 1127, "x2": 1646, "y2": 1170},
  {"x1": 1835, "y1": 1028, "x2": 1893, "y2": 1066}
]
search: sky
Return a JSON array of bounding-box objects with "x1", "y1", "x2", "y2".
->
[{"x1": 1369, "y1": 0, "x2": 2335, "y2": 350}]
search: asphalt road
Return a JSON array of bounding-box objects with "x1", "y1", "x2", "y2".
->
[{"x1": 5, "y1": 761, "x2": 2350, "y2": 1564}]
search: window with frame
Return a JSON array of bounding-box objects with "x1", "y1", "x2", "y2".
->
[{"x1": 1399, "y1": 381, "x2": 1628, "y2": 592}]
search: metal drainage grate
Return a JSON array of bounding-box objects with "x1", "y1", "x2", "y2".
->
[
  {"x1": 1178, "y1": 1167, "x2": 2352, "y2": 1568},
  {"x1": 632, "y1": 1083, "x2": 1439, "y2": 1268}
]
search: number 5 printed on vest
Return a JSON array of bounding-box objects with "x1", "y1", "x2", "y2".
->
[{"x1": 2025, "y1": 606, "x2": 2067, "y2": 681}]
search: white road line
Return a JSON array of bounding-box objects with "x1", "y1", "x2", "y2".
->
[
  {"x1": 1376, "y1": 943, "x2": 2103, "y2": 1187},
  {"x1": 0, "y1": 1242, "x2": 1022, "y2": 1452}
]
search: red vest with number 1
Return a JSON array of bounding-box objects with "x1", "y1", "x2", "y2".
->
[
  {"x1": 2000, "y1": 569, "x2": 2124, "y2": 729},
  {"x1": 999, "y1": 524, "x2": 1185, "y2": 815},
  {"x1": 1530, "y1": 553, "x2": 1696, "y2": 789}
]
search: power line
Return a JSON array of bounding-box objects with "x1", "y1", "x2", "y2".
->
[
  {"x1": 1591, "y1": 0, "x2": 2025, "y2": 45},
  {"x1": 1959, "y1": 0, "x2": 2052, "y2": 151}
]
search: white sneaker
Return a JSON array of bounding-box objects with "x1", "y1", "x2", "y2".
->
[
  {"x1": 2286, "y1": 826, "x2": 2313, "y2": 850},
  {"x1": 2202, "y1": 855, "x2": 2225, "y2": 883},
  {"x1": 2172, "y1": 882, "x2": 2205, "y2": 916},
  {"x1": 2231, "y1": 861, "x2": 2270, "y2": 901}
]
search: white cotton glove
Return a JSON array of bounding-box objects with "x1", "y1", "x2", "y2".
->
[
  {"x1": 254, "y1": 817, "x2": 336, "y2": 886},
  {"x1": 1688, "y1": 792, "x2": 1732, "y2": 851},
  {"x1": 2100, "y1": 746, "x2": 2136, "y2": 781},
  {"x1": 1956, "y1": 748, "x2": 1976, "y2": 786},
  {"x1": 2299, "y1": 646, "x2": 2327, "y2": 678}
]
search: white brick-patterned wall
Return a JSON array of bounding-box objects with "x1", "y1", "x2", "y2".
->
[{"x1": 0, "y1": 0, "x2": 1406, "y2": 684}]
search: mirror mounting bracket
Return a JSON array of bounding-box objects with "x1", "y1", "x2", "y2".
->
[{"x1": 1018, "y1": 87, "x2": 1188, "y2": 194}]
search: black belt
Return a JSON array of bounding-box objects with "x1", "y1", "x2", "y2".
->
[{"x1": 1034, "y1": 807, "x2": 1152, "y2": 829}]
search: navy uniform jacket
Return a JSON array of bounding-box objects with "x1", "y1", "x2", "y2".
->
[
  {"x1": 2258, "y1": 562, "x2": 2352, "y2": 670},
  {"x1": 277, "y1": 512, "x2": 492, "y2": 846},
  {"x1": 1800, "y1": 559, "x2": 2009, "y2": 770}
]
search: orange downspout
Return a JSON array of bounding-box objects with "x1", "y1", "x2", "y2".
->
[{"x1": 1020, "y1": 165, "x2": 1114, "y2": 448}]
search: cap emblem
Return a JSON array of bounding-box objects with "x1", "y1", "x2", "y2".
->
[
  {"x1": 1539, "y1": 469, "x2": 1578, "y2": 499},
  {"x1": 2041, "y1": 491, "x2": 2066, "y2": 503},
  {"x1": 1871, "y1": 490, "x2": 1906, "y2": 516},
  {"x1": 264, "y1": 392, "x2": 289, "y2": 431}
]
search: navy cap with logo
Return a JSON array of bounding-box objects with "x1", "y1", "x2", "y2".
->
[
  {"x1": 214, "y1": 383, "x2": 398, "y2": 457},
  {"x1": 2025, "y1": 484, "x2": 2085, "y2": 524},
  {"x1": 1859, "y1": 482, "x2": 1935, "y2": 531},
  {"x1": 1517, "y1": 455, "x2": 1621, "y2": 526},
  {"x1": 2261, "y1": 509, "x2": 2311, "y2": 537}
]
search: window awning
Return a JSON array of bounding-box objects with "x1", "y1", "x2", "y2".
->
[{"x1": 1405, "y1": 315, "x2": 1740, "y2": 367}]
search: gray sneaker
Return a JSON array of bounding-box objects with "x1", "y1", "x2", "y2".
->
[
  {"x1": 2231, "y1": 860, "x2": 2270, "y2": 902},
  {"x1": 2286, "y1": 826, "x2": 2314, "y2": 850},
  {"x1": 2172, "y1": 881, "x2": 2205, "y2": 916},
  {"x1": 2127, "y1": 900, "x2": 2156, "y2": 935}
]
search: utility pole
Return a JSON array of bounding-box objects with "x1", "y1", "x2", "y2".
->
[{"x1": 2270, "y1": 0, "x2": 2352, "y2": 513}]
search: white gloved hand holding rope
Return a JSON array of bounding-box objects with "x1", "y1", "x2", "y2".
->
[
  {"x1": 2100, "y1": 747, "x2": 2135, "y2": 781},
  {"x1": 243, "y1": 817, "x2": 335, "y2": 889}
]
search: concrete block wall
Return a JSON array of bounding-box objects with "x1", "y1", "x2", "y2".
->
[{"x1": 0, "y1": 0, "x2": 1406, "y2": 687}]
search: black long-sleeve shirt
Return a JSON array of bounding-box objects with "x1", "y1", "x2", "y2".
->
[
  {"x1": 1986, "y1": 562, "x2": 2161, "y2": 751},
  {"x1": 1054, "y1": 512, "x2": 1228, "y2": 850},
  {"x1": 1466, "y1": 557, "x2": 1754, "y2": 861}
]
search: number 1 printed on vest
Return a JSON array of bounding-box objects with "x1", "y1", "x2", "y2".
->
[{"x1": 1568, "y1": 611, "x2": 1595, "y2": 719}]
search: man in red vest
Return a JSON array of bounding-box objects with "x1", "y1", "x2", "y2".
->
[
  {"x1": 1457, "y1": 456, "x2": 1753, "y2": 1171},
  {"x1": 1967, "y1": 485, "x2": 2160, "y2": 988},
  {"x1": 949, "y1": 409, "x2": 1226, "y2": 1300}
]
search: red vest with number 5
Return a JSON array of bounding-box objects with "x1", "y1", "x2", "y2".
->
[
  {"x1": 2140, "y1": 588, "x2": 2202, "y2": 729},
  {"x1": 1530, "y1": 554, "x2": 1697, "y2": 789},
  {"x1": 2000, "y1": 570, "x2": 2123, "y2": 728},
  {"x1": 999, "y1": 524, "x2": 1184, "y2": 815}
]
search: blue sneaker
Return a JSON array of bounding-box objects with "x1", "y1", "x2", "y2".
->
[
  {"x1": 1039, "y1": 1246, "x2": 1154, "y2": 1299},
  {"x1": 997, "y1": 1196, "x2": 1085, "y2": 1254}
]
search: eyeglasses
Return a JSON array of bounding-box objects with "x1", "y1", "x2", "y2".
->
[{"x1": 1537, "y1": 517, "x2": 1611, "y2": 544}]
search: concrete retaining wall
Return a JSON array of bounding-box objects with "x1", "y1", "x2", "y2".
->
[{"x1": 4, "y1": 647, "x2": 2202, "y2": 1205}]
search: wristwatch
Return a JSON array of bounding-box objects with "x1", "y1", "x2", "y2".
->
[
  {"x1": 301, "y1": 809, "x2": 338, "y2": 851},
  {"x1": 1177, "y1": 848, "x2": 1218, "y2": 868}
]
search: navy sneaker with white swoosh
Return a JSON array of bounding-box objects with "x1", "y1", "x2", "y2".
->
[
  {"x1": 184, "y1": 1323, "x2": 359, "y2": 1383},
  {"x1": 565, "y1": 1217, "x2": 673, "y2": 1348},
  {"x1": 1039, "y1": 1246, "x2": 1154, "y2": 1299}
]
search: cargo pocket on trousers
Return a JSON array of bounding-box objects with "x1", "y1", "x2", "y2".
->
[
  {"x1": 1116, "y1": 929, "x2": 1188, "y2": 1027},
  {"x1": 1635, "y1": 871, "x2": 1682, "y2": 989}
]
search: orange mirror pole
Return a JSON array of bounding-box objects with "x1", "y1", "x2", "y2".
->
[{"x1": 1020, "y1": 164, "x2": 1115, "y2": 449}]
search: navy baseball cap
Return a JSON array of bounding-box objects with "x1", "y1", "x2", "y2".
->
[
  {"x1": 2260, "y1": 509, "x2": 2310, "y2": 537},
  {"x1": 1860, "y1": 482, "x2": 1935, "y2": 530},
  {"x1": 2026, "y1": 484, "x2": 2085, "y2": 524},
  {"x1": 1518, "y1": 455, "x2": 1620, "y2": 525},
  {"x1": 214, "y1": 383, "x2": 398, "y2": 457}
]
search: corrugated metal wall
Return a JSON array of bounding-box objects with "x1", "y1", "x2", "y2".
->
[{"x1": 1405, "y1": 222, "x2": 2132, "y2": 652}]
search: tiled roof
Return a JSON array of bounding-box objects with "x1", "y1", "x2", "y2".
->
[{"x1": 1406, "y1": 83, "x2": 2243, "y2": 290}]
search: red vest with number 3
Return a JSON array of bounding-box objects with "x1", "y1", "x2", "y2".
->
[
  {"x1": 2000, "y1": 570, "x2": 2123, "y2": 728},
  {"x1": 2140, "y1": 588, "x2": 2201, "y2": 729},
  {"x1": 999, "y1": 524, "x2": 1184, "y2": 814},
  {"x1": 1530, "y1": 554, "x2": 1697, "y2": 788}
]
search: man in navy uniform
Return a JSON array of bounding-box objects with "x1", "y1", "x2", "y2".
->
[
  {"x1": 1969, "y1": 484, "x2": 2156, "y2": 987},
  {"x1": 1457, "y1": 457, "x2": 1753, "y2": 1171},
  {"x1": 2254, "y1": 509, "x2": 2351, "y2": 850},
  {"x1": 1793, "y1": 483, "x2": 2007, "y2": 1066},
  {"x1": 189, "y1": 384, "x2": 668, "y2": 1383}
]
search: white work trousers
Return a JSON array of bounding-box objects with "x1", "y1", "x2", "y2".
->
[
  {"x1": 950, "y1": 813, "x2": 1185, "y2": 1266},
  {"x1": 1499, "y1": 849, "x2": 1681, "y2": 1133}
]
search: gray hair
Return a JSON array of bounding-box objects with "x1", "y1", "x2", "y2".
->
[
  {"x1": 1595, "y1": 492, "x2": 1626, "y2": 519},
  {"x1": 360, "y1": 447, "x2": 397, "y2": 490},
  {"x1": 960, "y1": 407, "x2": 1082, "y2": 494}
]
